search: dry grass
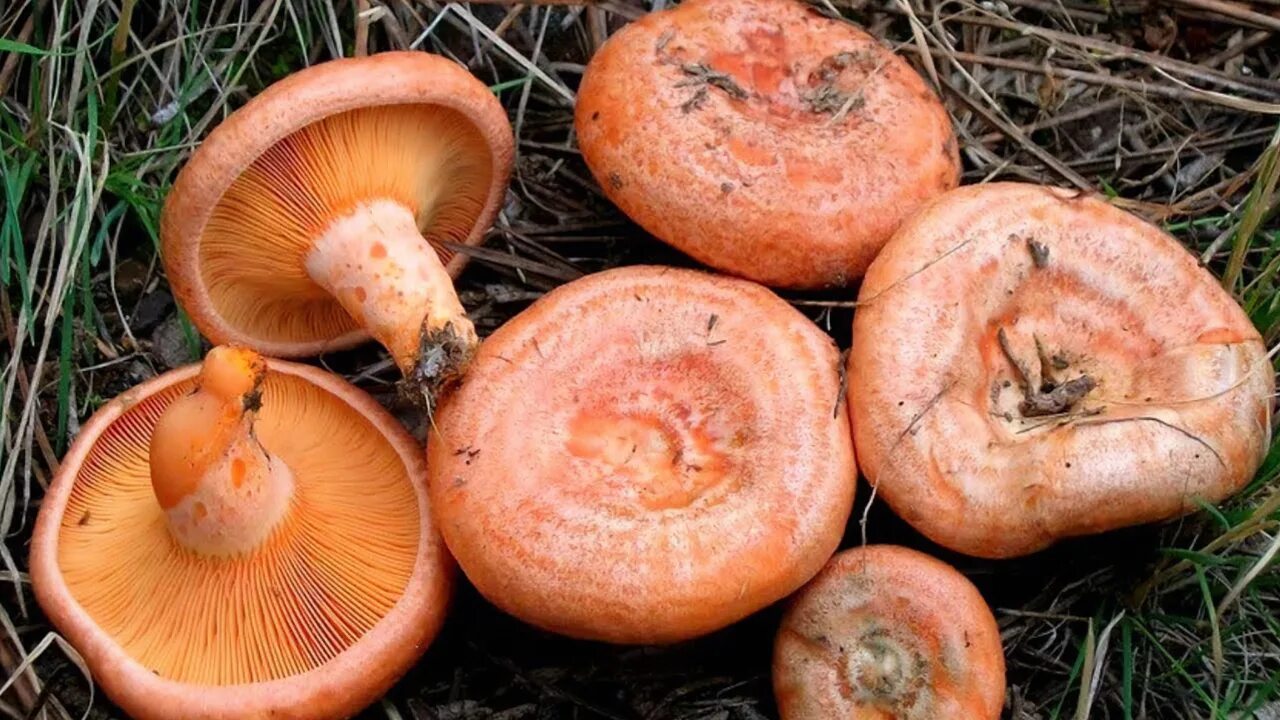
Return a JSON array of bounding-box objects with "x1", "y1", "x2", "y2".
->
[{"x1": 2, "y1": 0, "x2": 1279, "y2": 718}]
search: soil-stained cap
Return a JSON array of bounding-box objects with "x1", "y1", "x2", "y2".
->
[
  {"x1": 30, "y1": 348, "x2": 453, "y2": 720},
  {"x1": 774, "y1": 545, "x2": 1006, "y2": 719},
  {"x1": 575, "y1": 0, "x2": 959, "y2": 289},
  {"x1": 849, "y1": 182, "x2": 1274, "y2": 558},
  {"x1": 427, "y1": 266, "x2": 856, "y2": 644},
  {"x1": 161, "y1": 51, "x2": 514, "y2": 362}
]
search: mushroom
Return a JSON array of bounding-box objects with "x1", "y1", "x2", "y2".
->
[
  {"x1": 161, "y1": 52, "x2": 514, "y2": 402},
  {"x1": 574, "y1": 0, "x2": 958, "y2": 289},
  {"x1": 849, "y1": 183, "x2": 1274, "y2": 558},
  {"x1": 773, "y1": 545, "x2": 1005, "y2": 719},
  {"x1": 426, "y1": 265, "x2": 855, "y2": 643},
  {"x1": 30, "y1": 346, "x2": 452, "y2": 720}
]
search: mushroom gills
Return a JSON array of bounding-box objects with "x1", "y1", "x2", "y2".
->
[
  {"x1": 52, "y1": 348, "x2": 424, "y2": 686},
  {"x1": 201, "y1": 104, "x2": 493, "y2": 386}
]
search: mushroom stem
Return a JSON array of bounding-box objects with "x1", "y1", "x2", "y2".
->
[
  {"x1": 306, "y1": 200, "x2": 478, "y2": 396},
  {"x1": 148, "y1": 346, "x2": 295, "y2": 556}
]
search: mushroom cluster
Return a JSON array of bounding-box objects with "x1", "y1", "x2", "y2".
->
[
  {"x1": 33, "y1": 51, "x2": 498, "y2": 720},
  {"x1": 30, "y1": 1, "x2": 1274, "y2": 718}
]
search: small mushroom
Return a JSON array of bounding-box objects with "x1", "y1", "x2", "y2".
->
[
  {"x1": 574, "y1": 0, "x2": 958, "y2": 288},
  {"x1": 161, "y1": 52, "x2": 514, "y2": 402},
  {"x1": 849, "y1": 183, "x2": 1274, "y2": 558},
  {"x1": 773, "y1": 545, "x2": 1005, "y2": 719},
  {"x1": 30, "y1": 346, "x2": 452, "y2": 720},
  {"x1": 426, "y1": 266, "x2": 856, "y2": 643}
]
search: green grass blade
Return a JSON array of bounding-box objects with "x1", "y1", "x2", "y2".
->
[
  {"x1": 54, "y1": 290, "x2": 75, "y2": 453},
  {"x1": 0, "y1": 38, "x2": 49, "y2": 55},
  {"x1": 1227, "y1": 124, "x2": 1280, "y2": 293},
  {"x1": 1121, "y1": 618, "x2": 1134, "y2": 720},
  {"x1": 1195, "y1": 567, "x2": 1224, "y2": 704},
  {"x1": 1051, "y1": 629, "x2": 1090, "y2": 720}
]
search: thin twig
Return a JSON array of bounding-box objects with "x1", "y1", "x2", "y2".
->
[
  {"x1": 913, "y1": 47, "x2": 1280, "y2": 114},
  {"x1": 954, "y1": 13, "x2": 1280, "y2": 96},
  {"x1": 439, "y1": 2, "x2": 576, "y2": 103},
  {"x1": 1170, "y1": 0, "x2": 1280, "y2": 32},
  {"x1": 354, "y1": 0, "x2": 372, "y2": 56},
  {"x1": 937, "y1": 73, "x2": 1094, "y2": 190}
]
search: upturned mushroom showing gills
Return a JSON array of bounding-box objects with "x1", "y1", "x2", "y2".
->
[
  {"x1": 427, "y1": 266, "x2": 856, "y2": 644},
  {"x1": 574, "y1": 0, "x2": 958, "y2": 289},
  {"x1": 849, "y1": 182, "x2": 1274, "y2": 559},
  {"x1": 30, "y1": 346, "x2": 452, "y2": 720},
  {"x1": 774, "y1": 545, "x2": 1005, "y2": 719},
  {"x1": 161, "y1": 52, "x2": 514, "y2": 402}
]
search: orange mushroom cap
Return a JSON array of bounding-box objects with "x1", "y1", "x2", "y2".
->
[
  {"x1": 773, "y1": 545, "x2": 1005, "y2": 719},
  {"x1": 849, "y1": 182, "x2": 1274, "y2": 559},
  {"x1": 30, "y1": 347, "x2": 453, "y2": 720},
  {"x1": 427, "y1": 266, "x2": 856, "y2": 643},
  {"x1": 162, "y1": 51, "x2": 514, "y2": 397},
  {"x1": 574, "y1": 0, "x2": 959, "y2": 289}
]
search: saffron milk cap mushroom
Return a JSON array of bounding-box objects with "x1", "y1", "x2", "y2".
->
[
  {"x1": 575, "y1": 0, "x2": 959, "y2": 288},
  {"x1": 774, "y1": 545, "x2": 1005, "y2": 719},
  {"x1": 161, "y1": 52, "x2": 514, "y2": 400},
  {"x1": 427, "y1": 266, "x2": 856, "y2": 643},
  {"x1": 30, "y1": 346, "x2": 452, "y2": 720},
  {"x1": 849, "y1": 183, "x2": 1274, "y2": 558}
]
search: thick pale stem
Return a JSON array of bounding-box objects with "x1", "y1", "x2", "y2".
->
[
  {"x1": 306, "y1": 200, "x2": 478, "y2": 392},
  {"x1": 149, "y1": 346, "x2": 294, "y2": 556}
]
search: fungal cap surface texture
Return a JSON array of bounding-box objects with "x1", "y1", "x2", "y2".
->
[
  {"x1": 428, "y1": 265, "x2": 856, "y2": 643},
  {"x1": 575, "y1": 0, "x2": 959, "y2": 288},
  {"x1": 774, "y1": 544, "x2": 1005, "y2": 719},
  {"x1": 849, "y1": 182, "x2": 1273, "y2": 558}
]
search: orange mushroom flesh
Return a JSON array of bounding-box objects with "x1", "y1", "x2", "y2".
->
[
  {"x1": 849, "y1": 183, "x2": 1274, "y2": 559},
  {"x1": 147, "y1": 346, "x2": 293, "y2": 555},
  {"x1": 575, "y1": 0, "x2": 958, "y2": 288},
  {"x1": 162, "y1": 53, "x2": 515, "y2": 402},
  {"x1": 427, "y1": 266, "x2": 856, "y2": 643},
  {"x1": 774, "y1": 545, "x2": 1005, "y2": 719},
  {"x1": 204, "y1": 105, "x2": 485, "y2": 383},
  {"x1": 31, "y1": 347, "x2": 453, "y2": 718}
]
